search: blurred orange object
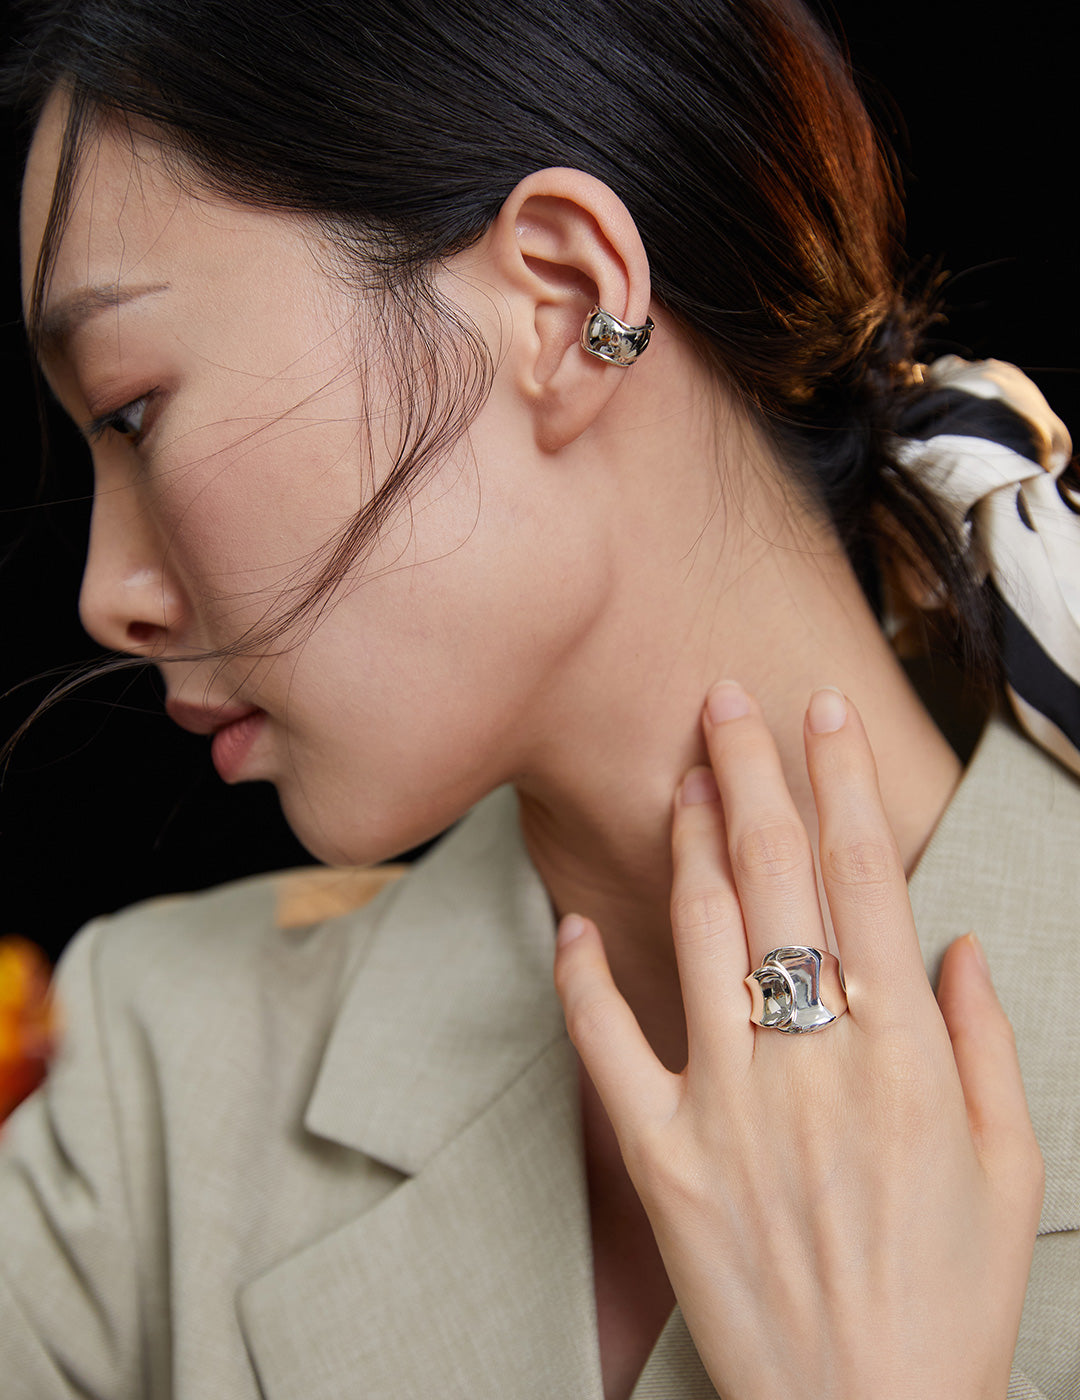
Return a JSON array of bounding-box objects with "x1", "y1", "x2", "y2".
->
[{"x1": 0, "y1": 936, "x2": 59, "y2": 1128}]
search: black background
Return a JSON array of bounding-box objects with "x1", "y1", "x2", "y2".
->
[{"x1": 1, "y1": 2, "x2": 1076, "y2": 963}]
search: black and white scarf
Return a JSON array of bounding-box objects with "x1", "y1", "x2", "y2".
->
[{"x1": 895, "y1": 356, "x2": 1080, "y2": 777}]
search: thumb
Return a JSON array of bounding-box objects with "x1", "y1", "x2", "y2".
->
[{"x1": 936, "y1": 933, "x2": 1040, "y2": 1173}]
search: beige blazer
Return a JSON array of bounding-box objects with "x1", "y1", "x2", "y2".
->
[{"x1": 1, "y1": 716, "x2": 1079, "y2": 1399}]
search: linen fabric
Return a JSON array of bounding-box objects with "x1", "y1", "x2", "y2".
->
[{"x1": 1, "y1": 715, "x2": 1078, "y2": 1399}]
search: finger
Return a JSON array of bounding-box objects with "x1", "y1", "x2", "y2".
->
[
  {"x1": 804, "y1": 687, "x2": 932, "y2": 1018},
  {"x1": 669, "y1": 766, "x2": 754, "y2": 1063},
  {"x1": 936, "y1": 933, "x2": 1044, "y2": 1195},
  {"x1": 702, "y1": 682, "x2": 826, "y2": 968},
  {"x1": 553, "y1": 914, "x2": 676, "y2": 1136}
]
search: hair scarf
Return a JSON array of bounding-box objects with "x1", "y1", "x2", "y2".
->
[{"x1": 894, "y1": 355, "x2": 1080, "y2": 778}]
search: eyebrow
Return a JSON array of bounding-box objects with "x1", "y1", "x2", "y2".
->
[{"x1": 35, "y1": 282, "x2": 171, "y2": 357}]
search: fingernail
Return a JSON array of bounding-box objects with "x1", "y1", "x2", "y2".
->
[
  {"x1": 965, "y1": 931, "x2": 990, "y2": 976},
  {"x1": 680, "y1": 766, "x2": 720, "y2": 806},
  {"x1": 807, "y1": 686, "x2": 847, "y2": 734},
  {"x1": 557, "y1": 914, "x2": 587, "y2": 947},
  {"x1": 706, "y1": 680, "x2": 750, "y2": 724}
]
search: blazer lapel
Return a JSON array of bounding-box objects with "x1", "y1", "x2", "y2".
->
[
  {"x1": 238, "y1": 1036, "x2": 603, "y2": 1400},
  {"x1": 237, "y1": 787, "x2": 604, "y2": 1399},
  {"x1": 906, "y1": 715, "x2": 1080, "y2": 1235}
]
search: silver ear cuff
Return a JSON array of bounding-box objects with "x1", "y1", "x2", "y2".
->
[{"x1": 580, "y1": 305, "x2": 654, "y2": 367}]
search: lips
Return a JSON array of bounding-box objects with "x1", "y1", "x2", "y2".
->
[
  {"x1": 164, "y1": 696, "x2": 268, "y2": 782},
  {"x1": 209, "y1": 709, "x2": 267, "y2": 783},
  {"x1": 165, "y1": 697, "x2": 263, "y2": 737}
]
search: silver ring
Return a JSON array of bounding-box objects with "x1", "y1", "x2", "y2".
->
[
  {"x1": 745, "y1": 946, "x2": 847, "y2": 1034},
  {"x1": 580, "y1": 305, "x2": 654, "y2": 367}
]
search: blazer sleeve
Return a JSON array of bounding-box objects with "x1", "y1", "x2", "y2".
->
[{"x1": 0, "y1": 918, "x2": 143, "y2": 1399}]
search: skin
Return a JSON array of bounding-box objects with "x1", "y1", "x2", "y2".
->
[{"x1": 21, "y1": 91, "x2": 1044, "y2": 1400}]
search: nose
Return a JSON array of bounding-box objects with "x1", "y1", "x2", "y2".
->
[{"x1": 78, "y1": 481, "x2": 187, "y2": 655}]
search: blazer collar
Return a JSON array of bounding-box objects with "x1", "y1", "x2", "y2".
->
[{"x1": 302, "y1": 784, "x2": 568, "y2": 1176}]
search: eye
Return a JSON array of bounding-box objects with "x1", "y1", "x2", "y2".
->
[{"x1": 86, "y1": 394, "x2": 152, "y2": 445}]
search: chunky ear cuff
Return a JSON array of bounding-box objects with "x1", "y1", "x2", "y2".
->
[{"x1": 580, "y1": 305, "x2": 654, "y2": 367}]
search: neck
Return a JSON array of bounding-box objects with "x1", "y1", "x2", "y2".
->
[{"x1": 514, "y1": 519, "x2": 962, "y2": 1072}]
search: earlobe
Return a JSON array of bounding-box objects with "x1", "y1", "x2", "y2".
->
[{"x1": 487, "y1": 168, "x2": 654, "y2": 452}]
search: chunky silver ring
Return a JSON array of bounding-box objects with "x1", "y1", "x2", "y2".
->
[
  {"x1": 745, "y1": 946, "x2": 847, "y2": 1034},
  {"x1": 580, "y1": 305, "x2": 654, "y2": 367}
]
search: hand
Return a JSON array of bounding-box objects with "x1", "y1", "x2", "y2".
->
[{"x1": 553, "y1": 683, "x2": 1044, "y2": 1400}]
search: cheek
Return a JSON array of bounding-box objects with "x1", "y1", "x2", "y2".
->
[
  {"x1": 154, "y1": 414, "x2": 369, "y2": 628},
  {"x1": 295, "y1": 465, "x2": 598, "y2": 711},
  {"x1": 248, "y1": 471, "x2": 612, "y2": 863}
]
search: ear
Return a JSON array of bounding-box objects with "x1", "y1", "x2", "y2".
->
[{"x1": 484, "y1": 167, "x2": 653, "y2": 453}]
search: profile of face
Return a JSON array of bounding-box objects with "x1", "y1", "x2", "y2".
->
[{"x1": 19, "y1": 94, "x2": 654, "y2": 865}]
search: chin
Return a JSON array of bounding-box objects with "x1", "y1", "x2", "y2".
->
[{"x1": 274, "y1": 777, "x2": 470, "y2": 869}]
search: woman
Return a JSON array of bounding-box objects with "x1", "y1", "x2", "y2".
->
[{"x1": 1, "y1": 0, "x2": 1077, "y2": 1396}]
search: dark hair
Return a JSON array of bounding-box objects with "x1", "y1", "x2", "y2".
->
[{"x1": 6, "y1": 0, "x2": 996, "y2": 685}]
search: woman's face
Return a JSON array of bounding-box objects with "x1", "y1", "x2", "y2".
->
[{"x1": 20, "y1": 96, "x2": 612, "y2": 863}]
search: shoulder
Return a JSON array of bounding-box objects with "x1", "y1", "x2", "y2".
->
[
  {"x1": 48, "y1": 785, "x2": 527, "y2": 1078},
  {"x1": 64, "y1": 862, "x2": 407, "y2": 1020},
  {"x1": 910, "y1": 712, "x2": 1080, "y2": 985},
  {"x1": 32, "y1": 858, "x2": 415, "y2": 1214},
  {"x1": 912, "y1": 713, "x2": 1080, "y2": 919},
  {"x1": 0, "y1": 866, "x2": 410, "y2": 1400},
  {"x1": 32, "y1": 860, "x2": 411, "y2": 1170}
]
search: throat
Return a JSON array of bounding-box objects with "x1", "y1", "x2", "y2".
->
[
  {"x1": 591, "y1": 1187, "x2": 675, "y2": 1400},
  {"x1": 581, "y1": 1060, "x2": 675, "y2": 1400}
]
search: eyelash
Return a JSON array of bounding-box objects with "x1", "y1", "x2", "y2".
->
[{"x1": 85, "y1": 393, "x2": 154, "y2": 445}]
